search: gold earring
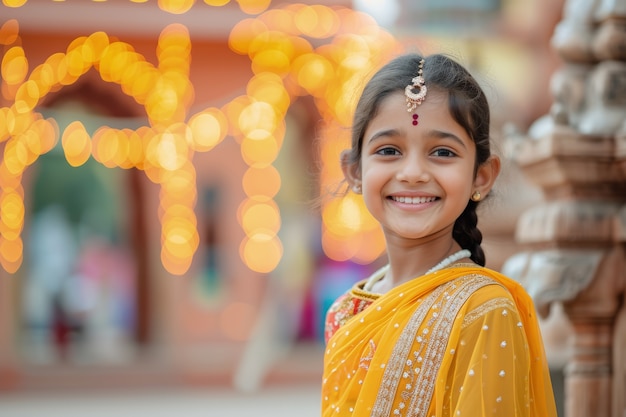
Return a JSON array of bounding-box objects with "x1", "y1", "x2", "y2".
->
[
  {"x1": 471, "y1": 191, "x2": 481, "y2": 202},
  {"x1": 352, "y1": 185, "x2": 362, "y2": 194}
]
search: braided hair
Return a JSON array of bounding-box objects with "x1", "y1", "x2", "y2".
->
[{"x1": 346, "y1": 53, "x2": 492, "y2": 266}]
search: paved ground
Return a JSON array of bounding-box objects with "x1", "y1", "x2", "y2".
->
[{"x1": 0, "y1": 383, "x2": 322, "y2": 417}]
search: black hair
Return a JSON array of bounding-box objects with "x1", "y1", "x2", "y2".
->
[{"x1": 345, "y1": 53, "x2": 492, "y2": 266}]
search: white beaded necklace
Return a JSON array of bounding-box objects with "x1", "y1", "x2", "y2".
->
[
  {"x1": 363, "y1": 249, "x2": 472, "y2": 292},
  {"x1": 425, "y1": 249, "x2": 472, "y2": 274}
]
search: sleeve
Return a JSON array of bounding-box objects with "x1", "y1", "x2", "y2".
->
[
  {"x1": 324, "y1": 293, "x2": 349, "y2": 344},
  {"x1": 324, "y1": 290, "x2": 374, "y2": 344},
  {"x1": 441, "y1": 286, "x2": 533, "y2": 417}
]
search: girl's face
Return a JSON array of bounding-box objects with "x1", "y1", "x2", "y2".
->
[{"x1": 345, "y1": 90, "x2": 494, "y2": 245}]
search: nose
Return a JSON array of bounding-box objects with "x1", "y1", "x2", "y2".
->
[{"x1": 395, "y1": 153, "x2": 430, "y2": 183}]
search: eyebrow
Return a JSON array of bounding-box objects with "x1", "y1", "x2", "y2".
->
[
  {"x1": 366, "y1": 128, "x2": 467, "y2": 148},
  {"x1": 426, "y1": 129, "x2": 467, "y2": 148},
  {"x1": 366, "y1": 128, "x2": 401, "y2": 144}
]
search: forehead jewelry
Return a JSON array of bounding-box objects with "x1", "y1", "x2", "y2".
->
[{"x1": 405, "y1": 58, "x2": 427, "y2": 114}]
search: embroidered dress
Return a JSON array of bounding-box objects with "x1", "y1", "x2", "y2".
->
[{"x1": 322, "y1": 264, "x2": 557, "y2": 417}]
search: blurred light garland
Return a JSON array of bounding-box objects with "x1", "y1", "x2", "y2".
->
[{"x1": 0, "y1": 2, "x2": 401, "y2": 275}]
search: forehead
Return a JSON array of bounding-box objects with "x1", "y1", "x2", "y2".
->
[
  {"x1": 376, "y1": 89, "x2": 448, "y2": 117},
  {"x1": 365, "y1": 90, "x2": 468, "y2": 138}
]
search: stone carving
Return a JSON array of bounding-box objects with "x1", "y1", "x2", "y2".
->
[{"x1": 506, "y1": 0, "x2": 626, "y2": 416}]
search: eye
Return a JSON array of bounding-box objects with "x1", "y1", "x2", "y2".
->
[
  {"x1": 432, "y1": 148, "x2": 456, "y2": 158},
  {"x1": 375, "y1": 147, "x2": 400, "y2": 156}
]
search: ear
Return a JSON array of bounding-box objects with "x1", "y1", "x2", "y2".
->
[
  {"x1": 472, "y1": 155, "x2": 501, "y2": 199},
  {"x1": 340, "y1": 150, "x2": 361, "y2": 191}
]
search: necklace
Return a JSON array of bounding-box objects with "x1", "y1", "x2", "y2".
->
[
  {"x1": 425, "y1": 249, "x2": 471, "y2": 274},
  {"x1": 363, "y1": 249, "x2": 471, "y2": 292}
]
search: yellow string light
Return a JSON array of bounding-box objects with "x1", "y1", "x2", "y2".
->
[{"x1": 0, "y1": 4, "x2": 400, "y2": 274}]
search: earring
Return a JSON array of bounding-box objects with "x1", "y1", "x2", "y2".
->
[
  {"x1": 471, "y1": 191, "x2": 481, "y2": 202},
  {"x1": 352, "y1": 185, "x2": 362, "y2": 194}
]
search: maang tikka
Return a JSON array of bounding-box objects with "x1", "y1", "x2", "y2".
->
[{"x1": 405, "y1": 58, "x2": 427, "y2": 115}]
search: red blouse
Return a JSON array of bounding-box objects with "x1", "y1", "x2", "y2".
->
[{"x1": 324, "y1": 283, "x2": 376, "y2": 343}]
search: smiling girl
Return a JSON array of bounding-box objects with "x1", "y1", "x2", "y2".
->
[{"x1": 321, "y1": 54, "x2": 557, "y2": 417}]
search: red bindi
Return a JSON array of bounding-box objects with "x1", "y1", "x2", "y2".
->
[{"x1": 412, "y1": 113, "x2": 419, "y2": 126}]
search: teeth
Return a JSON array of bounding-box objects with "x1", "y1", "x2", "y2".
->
[{"x1": 392, "y1": 196, "x2": 436, "y2": 204}]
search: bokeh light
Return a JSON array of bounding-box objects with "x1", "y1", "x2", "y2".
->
[
  {"x1": 189, "y1": 107, "x2": 228, "y2": 152},
  {"x1": 158, "y1": 0, "x2": 195, "y2": 14},
  {"x1": 62, "y1": 121, "x2": 92, "y2": 167},
  {"x1": 0, "y1": 2, "x2": 400, "y2": 274},
  {"x1": 0, "y1": 19, "x2": 20, "y2": 45}
]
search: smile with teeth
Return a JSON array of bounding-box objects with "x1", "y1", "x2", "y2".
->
[{"x1": 390, "y1": 196, "x2": 437, "y2": 204}]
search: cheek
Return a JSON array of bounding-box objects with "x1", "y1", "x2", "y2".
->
[
  {"x1": 444, "y1": 166, "x2": 474, "y2": 189},
  {"x1": 451, "y1": 182, "x2": 473, "y2": 202},
  {"x1": 359, "y1": 167, "x2": 379, "y2": 191},
  {"x1": 360, "y1": 166, "x2": 387, "y2": 193},
  {"x1": 361, "y1": 191, "x2": 384, "y2": 224},
  {"x1": 450, "y1": 181, "x2": 474, "y2": 207}
]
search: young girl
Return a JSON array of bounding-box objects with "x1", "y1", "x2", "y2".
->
[{"x1": 322, "y1": 53, "x2": 557, "y2": 417}]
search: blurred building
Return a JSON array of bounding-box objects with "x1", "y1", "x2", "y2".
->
[
  {"x1": 0, "y1": 1, "x2": 624, "y2": 417},
  {"x1": 0, "y1": 0, "x2": 338, "y2": 391}
]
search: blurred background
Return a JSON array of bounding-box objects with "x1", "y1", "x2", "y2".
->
[{"x1": 0, "y1": 0, "x2": 590, "y2": 415}]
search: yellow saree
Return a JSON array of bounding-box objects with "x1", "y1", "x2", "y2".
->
[{"x1": 322, "y1": 264, "x2": 557, "y2": 417}]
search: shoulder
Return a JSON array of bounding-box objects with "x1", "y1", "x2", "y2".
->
[
  {"x1": 449, "y1": 265, "x2": 522, "y2": 302},
  {"x1": 447, "y1": 267, "x2": 515, "y2": 302},
  {"x1": 447, "y1": 267, "x2": 522, "y2": 326},
  {"x1": 324, "y1": 285, "x2": 374, "y2": 343},
  {"x1": 460, "y1": 273, "x2": 521, "y2": 329}
]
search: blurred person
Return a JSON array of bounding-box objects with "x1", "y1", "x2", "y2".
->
[
  {"x1": 321, "y1": 53, "x2": 557, "y2": 416},
  {"x1": 74, "y1": 237, "x2": 136, "y2": 363},
  {"x1": 23, "y1": 205, "x2": 83, "y2": 362}
]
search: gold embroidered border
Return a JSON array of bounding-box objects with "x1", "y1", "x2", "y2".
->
[
  {"x1": 352, "y1": 281, "x2": 383, "y2": 302},
  {"x1": 371, "y1": 284, "x2": 448, "y2": 417},
  {"x1": 461, "y1": 296, "x2": 515, "y2": 329},
  {"x1": 407, "y1": 275, "x2": 495, "y2": 417},
  {"x1": 371, "y1": 274, "x2": 497, "y2": 417}
]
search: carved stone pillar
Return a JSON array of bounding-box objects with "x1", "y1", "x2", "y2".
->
[
  {"x1": 503, "y1": 1, "x2": 626, "y2": 417},
  {"x1": 617, "y1": 127, "x2": 626, "y2": 417}
]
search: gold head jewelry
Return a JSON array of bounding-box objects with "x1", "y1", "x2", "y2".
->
[{"x1": 405, "y1": 58, "x2": 427, "y2": 112}]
